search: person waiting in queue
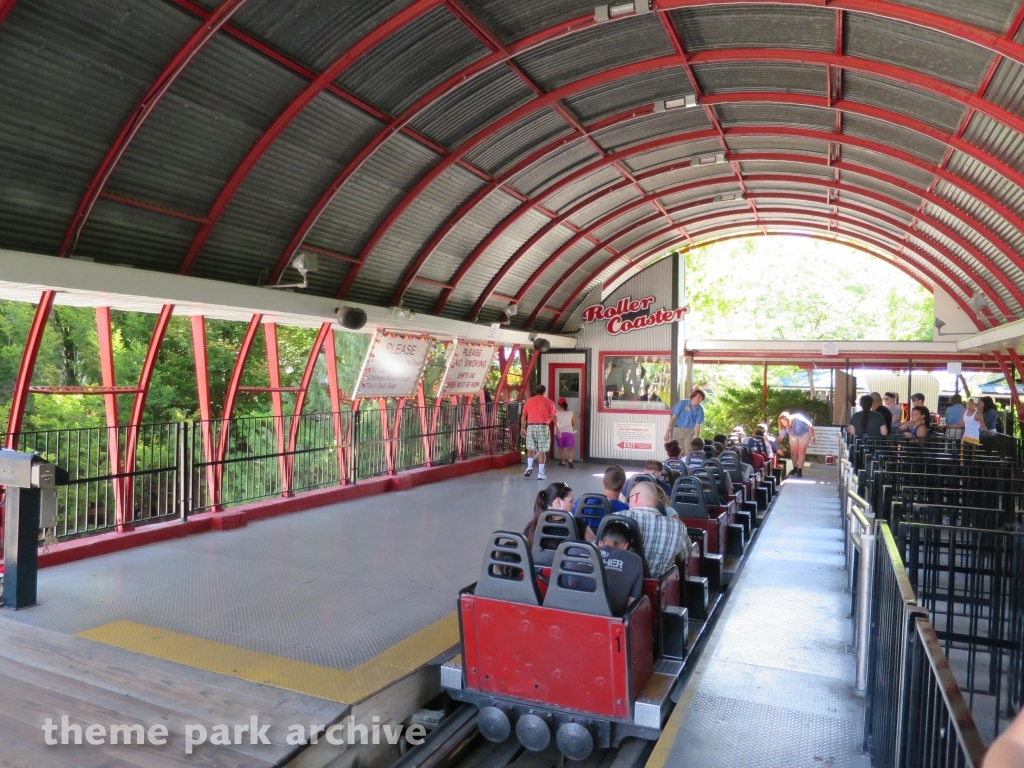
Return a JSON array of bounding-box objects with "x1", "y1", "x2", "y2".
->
[
  {"x1": 869, "y1": 391, "x2": 893, "y2": 433},
  {"x1": 778, "y1": 411, "x2": 815, "y2": 478},
  {"x1": 622, "y1": 482, "x2": 690, "y2": 578},
  {"x1": 883, "y1": 392, "x2": 903, "y2": 425},
  {"x1": 962, "y1": 397, "x2": 984, "y2": 461},
  {"x1": 941, "y1": 393, "x2": 966, "y2": 440},
  {"x1": 900, "y1": 405, "x2": 930, "y2": 440},
  {"x1": 524, "y1": 482, "x2": 594, "y2": 548},
  {"x1": 597, "y1": 521, "x2": 644, "y2": 616},
  {"x1": 980, "y1": 396, "x2": 1000, "y2": 435},
  {"x1": 664, "y1": 388, "x2": 706, "y2": 448},
  {"x1": 847, "y1": 394, "x2": 888, "y2": 437},
  {"x1": 521, "y1": 384, "x2": 558, "y2": 480}
]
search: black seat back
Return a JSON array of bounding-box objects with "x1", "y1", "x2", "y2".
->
[
  {"x1": 475, "y1": 532, "x2": 542, "y2": 605},
  {"x1": 531, "y1": 510, "x2": 578, "y2": 567},
  {"x1": 691, "y1": 467, "x2": 722, "y2": 507},
  {"x1": 717, "y1": 452, "x2": 745, "y2": 484},
  {"x1": 543, "y1": 542, "x2": 613, "y2": 616},
  {"x1": 703, "y1": 460, "x2": 732, "y2": 496},
  {"x1": 686, "y1": 450, "x2": 706, "y2": 469},
  {"x1": 664, "y1": 458, "x2": 687, "y2": 476},
  {"x1": 576, "y1": 493, "x2": 613, "y2": 532},
  {"x1": 670, "y1": 476, "x2": 710, "y2": 519},
  {"x1": 596, "y1": 514, "x2": 651, "y2": 578}
]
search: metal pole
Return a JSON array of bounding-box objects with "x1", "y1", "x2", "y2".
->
[{"x1": 855, "y1": 521, "x2": 877, "y2": 695}]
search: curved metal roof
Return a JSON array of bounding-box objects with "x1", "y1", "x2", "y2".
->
[{"x1": 3, "y1": 0, "x2": 1024, "y2": 333}]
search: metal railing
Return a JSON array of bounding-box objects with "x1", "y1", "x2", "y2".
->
[
  {"x1": 1, "y1": 402, "x2": 518, "y2": 549},
  {"x1": 858, "y1": 518, "x2": 986, "y2": 767}
]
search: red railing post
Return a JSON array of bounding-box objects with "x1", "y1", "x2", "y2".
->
[
  {"x1": 262, "y1": 322, "x2": 290, "y2": 495},
  {"x1": 323, "y1": 329, "x2": 349, "y2": 484},
  {"x1": 190, "y1": 316, "x2": 217, "y2": 508},
  {"x1": 214, "y1": 314, "x2": 262, "y2": 509},
  {"x1": 416, "y1": 380, "x2": 431, "y2": 467},
  {"x1": 6, "y1": 291, "x2": 55, "y2": 447},
  {"x1": 95, "y1": 307, "x2": 128, "y2": 530}
]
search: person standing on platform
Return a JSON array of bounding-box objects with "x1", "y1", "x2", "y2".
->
[
  {"x1": 961, "y1": 398, "x2": 983, "y2": 462},
  {"x1": 664, "y1": 388, "x2": 706, "y2": 448},
  {"x1": 942, "y1": 393, "x2": 966, "y2": 439},
  {"x1": 521, "y1": 385, "x2": 558, "y2": 480},
  {"x1": 554, "y1": 398, "x2": 577, "y2": 468},
  {"x1": 883, "y1": 392, "x2": 903, "y2": 425},
  {"x1": 847, "y1": 394, "x2": 888, "y2": 437},
  {"x1": 980, "y1": 396, "x2": 1001, "y2": 435},
  {"x1": 870, "y1": 391, "x2": 893, "y2": 434},
  {"x1": 779, "y1": 411, "x2": 815, "y2": 478}
]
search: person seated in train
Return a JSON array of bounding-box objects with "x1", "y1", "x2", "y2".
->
[
  {"x1": 753, "y1": 423, "x2": 776, "y2": 456},
  {"x1": 573, "y1": 465, "x2": 629, "y2": 517},
  {"x1": 644, "y1": 460, "x2": 673, "y2": 495},
  {"x1": 597, "y1": 521, "x2": 644, "y2": 616},
  {"x1": 622, "y1": 482, "x2": 690, "y2": 579},
  {"x1": 719, "y1": 445, "x2": 755, "y2": 482},
  {"x1": 526, "y1": 482, "x2": 595, "y2": 547},
  {"x1": 664, "y1": 440, "x2": 682, "y2": 460},
  {"x1": 684, "y1": 438, "x2": 706, "y2": 468}
]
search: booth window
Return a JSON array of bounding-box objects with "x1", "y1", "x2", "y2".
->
[{"x1": 601, "y1": 353, "x2": 671, "y2": 411}]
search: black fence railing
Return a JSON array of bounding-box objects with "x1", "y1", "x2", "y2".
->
[
  {"x1": 1, "y1": 402, "x2": 518, "y2": 548},
  {"x1": 863, "y1": 522, "x2": 986, "y2": 768}
]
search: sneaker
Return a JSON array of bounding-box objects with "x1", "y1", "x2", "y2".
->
[
  {"x1": 523, "y1": 467, "x2": 532, "y2": 478},
  {"x1": 537, "y1": 471, "x2": 547, "y2": 480}
]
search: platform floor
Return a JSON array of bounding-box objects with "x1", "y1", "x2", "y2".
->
[
  {"x1": 1, "y1": 462, "x2": 596, "y2": 700},
  {"x1": 649, "y1": 465, "x2": 872, "y2": 768}
]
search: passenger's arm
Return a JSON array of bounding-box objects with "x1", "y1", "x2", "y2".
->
[
  {"x1": 583, "y1": 526, "x2": 595, "y2": 543},
  {"x1": 880, "y1": 425, "x2": 888, "y2": 436},
  {"x1": 846, "y1": 424, "x2": 856, "y2": 435},
  {"x1": 985, "y1": 708, "x2": 1024, "y2": 767}
]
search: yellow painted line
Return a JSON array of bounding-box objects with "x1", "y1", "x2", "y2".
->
[
  {"x1": 644, "y1": 674, "x2": 699, "y2": 768},
  {"x1": 78, "y1": 612, "x2": 459, "y2": 704}
]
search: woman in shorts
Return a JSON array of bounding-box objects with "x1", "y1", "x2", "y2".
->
[{"x1": 555, "y1": 398, "x2": 577, "y2": 468}]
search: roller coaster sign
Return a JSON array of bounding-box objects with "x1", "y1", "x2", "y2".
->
[{"x1": 581, "y1": 296, "x2": 688, "y2": 335}]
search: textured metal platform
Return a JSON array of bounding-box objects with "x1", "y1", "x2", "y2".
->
[
  {"x1": 650, "y1": 465, "x2": 871, "y2": 768},
  {"x1": 4, "y1": 462, "x2": 589, "y2": 674}
]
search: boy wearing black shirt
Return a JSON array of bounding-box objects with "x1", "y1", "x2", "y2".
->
[{"x1": 598, "y1": 523, "x2": 644, "y2": 616}]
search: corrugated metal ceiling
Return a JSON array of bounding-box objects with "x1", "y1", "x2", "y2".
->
[{"x1": 3, "y1": 0, "x2": 1024, "y2": 333}]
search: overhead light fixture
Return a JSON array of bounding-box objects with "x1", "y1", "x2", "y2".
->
[
  {"x1": 504, "y1": 302, "x2": 519, "y2": 318},
  {"x1": 391, "y1": 306, "x2": 414, "y2": 320},
  {"x1": 269, "y1": 252, "x2": 319, "y2": 289},
  {"x1": 653, "y1": 94, "x2": 698, "y2": 112},
  {"x1": 694, "y1": 152, "x2": 726, "y2": 165},
  {"x1": 594, "y1": 0, "x2": 650, "y2": 22},
  {"x1": 714, "y1": 192, "x2": 744, "y2": 202}
]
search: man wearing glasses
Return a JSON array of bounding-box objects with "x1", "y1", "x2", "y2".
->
[{"x1": 622, "y1": 482, "x2": 690, "y2": 578}]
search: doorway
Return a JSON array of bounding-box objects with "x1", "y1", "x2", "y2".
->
[{"x1": 548, "y1": 362, "x2": 585, "y2": 458}]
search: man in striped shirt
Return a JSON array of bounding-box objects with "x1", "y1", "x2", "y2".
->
[{"x1": 622, "y1": 482, "x2": 690, "y2": 579}]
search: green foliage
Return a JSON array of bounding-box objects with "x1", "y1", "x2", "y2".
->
[
  {"x1": 684, "y1": 237, "x2": 933, "y2": 342},
  {"x1": 701, "y1": 379, "x2": 832, "y2": 437}
]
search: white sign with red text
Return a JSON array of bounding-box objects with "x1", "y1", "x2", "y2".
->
[
  {"x1": 614, "y1": 422, "x2": 656, "y2": 451},
  {"x1": 581, "y1": 296, "x2": 688, "y2": 335},
  {"x1": 437, "y1": 340, "x2": 498, "y2": 398},
  {"x1": 353, "y1": 330, "x2": 432, "y2": 399}
]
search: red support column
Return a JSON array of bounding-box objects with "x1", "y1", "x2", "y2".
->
[
  {"x1": 520, "y1": 349, "x2": 539, "y2": 400},
  {"x1": 286, "y1": 323, "x2": 329, "y2": 456},
  {"x1": 996, "y1": 352, "x2": 1024, "y2": 437},
  {"x1": 416, "y1": 380, "x2": 431, "y2": 467},
  {"x1": 322, "y1": 328, "x2": 349, "y2": 484},
  {"x1": 95, "y1": 307, "x2": 127, "y2": 528},
  {"x1": 123, "y1": 304, "x2": 174, "y2": 515},
  {"x1": 190, "y1": 316, "x2": 218, "y2": 508},
  {"x1": 214, "y1": 314, "x2": 262, "y2": 507},
  {"x1": 378, "y1": 397, "x2": 395, "y2": 474},
  {"x1": 6, "y1": 291, "x2": 55, "y2": 447},
  {"x1": 262, "y1": 322, "x2": 290, "y2": 495}
]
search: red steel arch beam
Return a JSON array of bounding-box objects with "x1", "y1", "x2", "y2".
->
[
  {"x1": 442, "y1": 91, "x2": 1024, "y2": 319},
  {"x1": 59, "y1": 0, "x2": 249, "y2": 257},
  {"x1": 177, "y1": 0, "x2": 450, "y2": 275},
  {"x1": 0, "y1": 0, "x2": 18, "y2": 27},
  {"x1": 506, "y1": 169, "x2": 1017, "y2": 322},
  {"x1": 513, "y1": 164, "x2": 1023, "y2": 318},
  {"x1": 464, "y1": 128, "x2": 1024, "y2": 322},
  {"x1": 522, "y1": 189, "x2": 1006, "y2": 328},
  {"x1": 286, "y1": 322, "x2": 333, "y2": 457},
  {"x1": 583, "y1": 219, "x2": 985, "y2": 328},
  {"x1": 567, "y1": 209, "x2": 989, "y2": 322},
  {"x1": 524, "y1": 204, "x2": 996, "y2": 329},
  {"x1": 376, "y1": 47, "x2": 1024, "y2": 306},
  {"x1": 5, "y1": 292, "x2": 54, "y2": 446}
]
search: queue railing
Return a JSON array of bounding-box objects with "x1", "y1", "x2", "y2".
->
[
  {"x1": 0, "y1": 401, "x2": 518, "y2": 551},
  {"x1": 862, "y1": 521, "x2": 986, "y2": 768}
]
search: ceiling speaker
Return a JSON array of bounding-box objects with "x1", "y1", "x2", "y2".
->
[
  {"x1": 338, "y1": 307, "x2": 367, "y2": 331},
  {"x1": 533, "y1": 337, "x2": 551, "y2": 353}
]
